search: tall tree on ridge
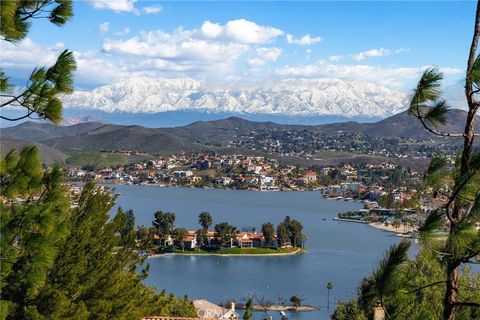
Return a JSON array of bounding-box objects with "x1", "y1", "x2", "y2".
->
[{"x1": 406, "y1": 2, "x2": 480, "y2": 318}]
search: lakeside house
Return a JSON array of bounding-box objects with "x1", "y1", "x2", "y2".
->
[
  {"x1": 153, "y1": 231, "x2": 274, "y2": 250},
  {"x1": 143, "y1": 300, "x2": 239, "y2": 320}
]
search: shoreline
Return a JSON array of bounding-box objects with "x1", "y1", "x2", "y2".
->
[
  {"x1": 94, "y1": 181, "x2": 325, "y2": 193},
  {"x1": 335, "y1": 218, "x2": 414, "y2": 238},
  {"x1": 237, "y1": 304, "x2": 317, "y2": 312},
  {"x1": 368, "y1": 222, "x2": 414, "y2": 238},
  {"x1": 146, "y1": 248, "x2": 304, "y2": 258}
]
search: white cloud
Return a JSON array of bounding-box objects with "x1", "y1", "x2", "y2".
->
[
  {"x1": 328, "y1": 55, "x2": 343, "y2": 62},
  {"x1": 200, "y1": 21, "x2": 223, "y2": 39},
  {"x1": 99, "y1": 22, "x2": 110, "y2": 33},
  {"x1": 351, "y1": 47, "x2": 409, "y2": 61},
  {"x1": 141, "y1": 5, "x2": 162, "y2": 14},
  {"x1": 275, "y1": 60, "x2": 462, "y2": 89},
  {"x1": 73, "y1": 51, "x2": 126, "y2": 85},
  {"x1": 199, "y1": 19, "x2": 284, "y2": 44},
  {"x1": 115, "y1": 27, "x2": 131, "y2": 36},
  {"x1": 256, "y1": 47, "x2": 282, "y2": 61},
  {"x1": 248, "y1": 47, "x2": 282, "y2": 66},
  {"x1": 2, "y1": 37, "x2": 461, "y2": 96},
  {"x1": 0, "y1": 38, "x2": 63, "y2": 69},
  {"x1": 286, "y1": 34, "x2": 322, "y2": 45},
  {"x1": 88, "y1": 0, "x2": 137, "y2": 13},
  {"x1": 352, "y1": 48, "x2": 391, "y2": 61},
  {"x1": 103, "y1": 29, "x2": 249, "y2": 63}
]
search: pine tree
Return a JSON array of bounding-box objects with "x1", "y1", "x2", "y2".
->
[
  {"x1": 243, "y1": 298, "x2": 253, "y2": 320},
  {"x1": 30, "y1": 182, "x2": 196, "y2": 319},
  {"x1": 405, "y1": 4, "x2": 480, "y2": 318},
  {"x1": 0, "y1": 150, "x2": 197, "y2": 319},
  {"x1": 0, "y1": 0, "x2": 76, "y2": 123},
  {"x1": 0, "y1": 147, "x2": 71, "y2": 319}
]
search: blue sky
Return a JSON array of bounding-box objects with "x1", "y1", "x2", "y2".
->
[{"x1": 1, "y1": 1, "x2": 476, "y2": 105}]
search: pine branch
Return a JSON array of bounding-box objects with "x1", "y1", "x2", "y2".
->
[
  {"x1": 454, "y1": 301, "x2": 480, "y2": 307},
  {"x1": 19, "y1": 0, "x2": 52, "y2": 22},
  {"x1": 413, "y1": 108, "x2": 465, "y2": 138},
  {"x1": 408, "y1": 281, "x2": 445, "y2": 294}
]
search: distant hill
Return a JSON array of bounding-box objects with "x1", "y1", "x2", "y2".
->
[
  {"x1": 1, "y1": 109, "x2": 476, "y2": 163},
  {"x1": 44, "y1": 124, "x2": 207, "y2": 154},
  {"x1": 0, "y1": 121, "x2": 104, "y2": 142},
  {"x1": 0, "y1": 138, "x2": 68, "y2": 165},
  {"x1": 315, "y1": 109, "x2": 478, "y2": 139}
]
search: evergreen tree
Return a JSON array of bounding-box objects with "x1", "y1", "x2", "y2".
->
[
  {"x1": 403, "y1": 4, "x2": 480, "y2": 318},
  {"x1": 0, "y1": 147, "x2": 70, "y2": 319},
  {"x1": 31, "y1": 183, "x2": 196, "y2": 319},
  {"x1": 331, "y1": 300, "x2": 367, "y2": 320},
  {"x1": 276, "y1": 223, "x2": 290, "y2": 247},
  {"x1": 152, "y1": 211, "x2": 176, "y2": 238},
  {"x1": 214, "y1": 222, "x2": 237, "y2": 247},
  {"x1": 243, "y1": 298, "x2": 253, "y2": 320},
  {"x1": 0, "y1": 0, "x2": 76, "y2": 123},
  {"x1": 0, "y1": 149, "x2": 197, "y2": 319},
  {"x1": 261, "y1": 222, "x2": 275, "y2": 247}
]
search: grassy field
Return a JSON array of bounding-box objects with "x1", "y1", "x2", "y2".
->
[
  {"x1": 315, "y1": 150, "x2": 359, "y2": 158},
  {"x1": 65, "y1": 152, "x2": 153, "y2": 169}
]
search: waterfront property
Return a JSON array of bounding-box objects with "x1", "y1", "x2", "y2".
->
[
  {"x1": 154, "y1": 231, "x2": 280, "y2": 251},
  {"x1": 112, "y1": 185, "x2": 406, "y2": 320},
  {"x1": 144, "y1": 300, "x2": 239, "y2": 320}
]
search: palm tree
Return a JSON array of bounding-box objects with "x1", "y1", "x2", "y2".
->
[
  {"x1": 172, "y1": 228, "x2": 188, "y2": 252},
  {"x1": 326, "y1": 282, "x2": 334, "y2": 309},
  {"x1": 198, "y1": 211, "x2": 213, "y2": 230}
]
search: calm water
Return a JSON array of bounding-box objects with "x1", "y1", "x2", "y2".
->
[{"x1": 110, "y1": 185, "x2": 406, "y2": 320}]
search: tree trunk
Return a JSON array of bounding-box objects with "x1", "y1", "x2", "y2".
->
[
  {"x1": 442, "y1": 2, "x2": 480, "y2": 319},
  {"x1": 443, "y1": 261, "x2": 460, "y2": 320}
]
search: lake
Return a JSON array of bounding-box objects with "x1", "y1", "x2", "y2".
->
[{"x1": 110, "y1": 185, "x2": 406, "y2": 319}]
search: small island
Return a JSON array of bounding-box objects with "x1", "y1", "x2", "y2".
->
[{"x1": 135, "y1": 211, "x2": 306, "y2": 256}]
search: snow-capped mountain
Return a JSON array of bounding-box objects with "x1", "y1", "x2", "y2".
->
[{"x1": 62, "y1": 77, "x2": 408, "y2": 118}]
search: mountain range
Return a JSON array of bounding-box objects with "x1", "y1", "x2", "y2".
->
[
  {"x1": 61, "y1": 77, "x2": 407, "y2": 120},
  {"x1": 1, "y1": 109, "x2": 475, "y2": 167}
]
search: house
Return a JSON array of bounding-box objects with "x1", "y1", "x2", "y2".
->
[
  {"x1": 217, "y1": 177, "x2": 232, "y2": 186},
  {"x1": 153, "y1": 234, "x2": 174, "y2": 246},
  {"x1": 177, "y1": 235, "x2": 197, "y2": 249},
  {"x1": 220, "y1": 302, "x2": 239, "y2": 320},
  {"x1": 304, "y1": 171, "x2": 317, "y2": 184},
  {"x1": 260, "y1": 176, "x2": 274, "y2": 190},
  {"x1": 192, "y1": 300, "x2": 239, "y2": 320},
  {"x1": 234, "y1": 232, "x2": 268, "y2": 248},
  {"x1": 237, "y1": 238, "x2": 253, "y2": 248}
]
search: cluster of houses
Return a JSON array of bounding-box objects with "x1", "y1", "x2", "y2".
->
[
  {"x1": 321, "y1": 182, "x2": 416, "y2": 204},
  {"x1": 154, "y1": 231, "x2": 272, "y2": 250},
  {"x1": 67, "y1": 152, "x2": 319, "y2": 191}
]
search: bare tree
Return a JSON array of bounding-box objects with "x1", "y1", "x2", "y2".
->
[{"x1": 255, "y1": 295, "x2": 272, "y2": 314}]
